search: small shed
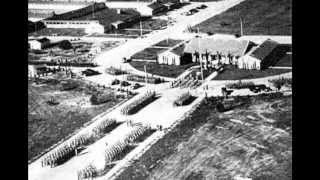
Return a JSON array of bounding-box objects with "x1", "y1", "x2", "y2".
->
[
  {"x1": 158, "y1": 44, "x2": 189, "y2": 65},
  {"x1": 148, "y1": 2, "x2": 168, "y2": 15},
  {"x1": 29, "y1": 37, "x2": 50, "y2": 50}
]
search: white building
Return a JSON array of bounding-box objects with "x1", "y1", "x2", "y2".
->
[
  {"x1": 158, "y1": 50, "x2": 181, "y2": 65},
  {"x1": 184, "y1": 38, "x2": 250, "y2": 68},
  {"x1": 136, "y1": 3, "x2": 167, "y2": 16},
  {"x1": 28, "y1": 37, "x2": 50, "y2": 50},
  {"x1": 237, "y1": 39, "x2": 279, "y2": 70},
  {"x1": 158, "y1": 44, "x2": 189, "y2": 65},
  {"x1": 42, "y1": 20, "x2": 105, "y2": 34}
]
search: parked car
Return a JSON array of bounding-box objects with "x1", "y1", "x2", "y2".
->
[{"x1": 199, "y1": 4, "x2": 208, "y2": 9}]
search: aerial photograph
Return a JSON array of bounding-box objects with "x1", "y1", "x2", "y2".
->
[{"x1": 28, "y1": 0, "x2": 292, "y2": 179}]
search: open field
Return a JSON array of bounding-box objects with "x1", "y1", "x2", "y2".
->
[
  {"x1": 194, "y1": 0, "x2": 292, "y2": 35},
  {"x1": 28, "y1": 73, "x2": 128, "y2": 161},
  {"x1": 213, "y1": 65, "x2": 292, "y2": 80},
  {"x1": 116, "y1": 93, "x2": 292, "y2": 180},
  {"x1": 130, "y1": 61, "x2": 197, "y2": 78}
]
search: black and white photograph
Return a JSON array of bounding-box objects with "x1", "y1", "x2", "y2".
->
[{"x1": 27, "y1": 0, "x2": 292, "y2": 179}]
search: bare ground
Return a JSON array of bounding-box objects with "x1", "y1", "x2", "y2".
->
[
  {"x1": 28, "y1": 73, "x2": 127, "y2": 161},
  {"x1": 116, "y1": 94, "x2": 292, "y2": 180}
]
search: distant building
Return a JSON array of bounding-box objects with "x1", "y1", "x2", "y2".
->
[
  {"x1": 137, "y1": 2, "x2": 167, "y2": 16},
  {"x1": 42, "y1": 20, "x2": 105, "y2": 34},
  {"x1": 237, "y1": 39, "x2": 279, "y2": 70},
  {"x1": 29, "y1": 37, "x2": 51, "y2": 50},
  {"x1": 41, "y1": 3, "x2": 141, "y2": 34}
]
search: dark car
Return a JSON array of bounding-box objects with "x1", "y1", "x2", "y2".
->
[
  {"x1": 189, "y1": 9, "x2": 199, "y2": 14},
  {"x1": 200, "y1": 4, "x2": 208, "y2": 9}
]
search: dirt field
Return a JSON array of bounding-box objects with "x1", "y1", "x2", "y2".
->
[
  {"x1": 116, "y1": 93, "x2": 292, "y2": 180},
  {"x1": 28, "y1": 73, "x2": 127, "y2": 161},
  {"x1": 194, "y1": 0, "x2": 292, "y2": 35},
  {"x1": 130, "y1": 61, "x2": 197, "y2": 78}
]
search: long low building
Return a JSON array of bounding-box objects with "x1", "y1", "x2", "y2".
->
[
  {"x1": 184, "y1": 38, "x2": 251, "y2": 66},
  {"x1": 41, "y1": 3, "x2": 141, "y2": 34},
  {"x1": 42, "y1": 20, "x2": 105, "y2": 33}
]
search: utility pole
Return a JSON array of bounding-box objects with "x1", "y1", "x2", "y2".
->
[
  {"x1": 140, "y1": 19, "x2": 143, "y2": 38},
  {"x1": 144, "y1": 65, "x2": 147, "y2": 84},
  {"x1": 240, "y1": 17, "x2": 243, "y2": 36},
  {"x1": 197, "y1": 27, "x2": 204, "y2": 81},
  {"x1": 92, "y1": 2, "x2": 95, "y2": 19}
]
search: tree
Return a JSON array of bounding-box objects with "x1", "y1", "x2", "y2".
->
[
  {"x1": 59, "y1": 40, "x2": 73, "y2": 50},
  {"x1": 221, "y1": 87, "x2": 228, "y2": 99},
  {"x1": 216, "y1": 102, "x2": 225, "y2": 112}
]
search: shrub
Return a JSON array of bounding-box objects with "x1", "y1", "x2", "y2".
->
[
  {"x1": 111, "y1": 79, "x2": 120, "y2": 85},
  {"x1": 120, "y1": 81, "x2": 130, "y2": 87},
  {"x1": 269, "y1": 77, "x2": 292, "y2": 90},
  {"x1": 59, "y1": 40, "x2": 73, "y2": 50},
  {"x1": 105, "y1": 67, "x2": 127, "y2": 75},
  {"x1": 60, "y1": 80, "x2": 79, "y2": 91},
  {"x1": 90, "y1": 92, "x2": 114, "y2": 105},
  {"x1": 126, "y1": 74, "x2": 164, "y2": 84},
  {"x1": 226, "y1": 81, "x2": 255, "y2": 89}
]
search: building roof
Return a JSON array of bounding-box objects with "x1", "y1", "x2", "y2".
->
[
  {"x1": 250, "y1": 39, "x2": 279, "y2": 60},
  {"x1": 36, "y1": 37, "x2": 50, "y2": 43},
  {"x1": 148, "y1": 2, "x2": 166, "y2": 10},
  {"x1": 111, "y1": 20, "x2": 124, "y2": 26},
  {"x1": 170, "y1": 44, "x2": 185, "y2": 56},
  {"x1": 73, "y1": 8, "x2": 140, "y2": 27},
  {"x1": 184, "y1": 38, "x2": 249, "y2": 56}
]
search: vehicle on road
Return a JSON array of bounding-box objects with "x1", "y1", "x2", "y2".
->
[
  {"x1": 198, "y1": 4, "x2": 208, "y2": 9},
  {"x1": 122, "y1": 57, "x2": 131, "y2": 63}
]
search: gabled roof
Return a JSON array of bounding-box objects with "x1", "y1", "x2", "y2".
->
[
  {"x1": 170, "y1": 44, "x2": 185, "y2": 56},
  {"x1": 148, "y1": 2, "x2": 166, "y2": 10},
  {"x1": 184, "y1": 38, "x2": 249, "y2": 56},
  {"x1": 249, "y1": 39, "x2": 279, "y2": 60}
]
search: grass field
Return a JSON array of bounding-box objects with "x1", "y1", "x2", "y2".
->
[
  {"x1": 212, "y1": 65, "x2": 291, "y2": 80},
  {"x1": 116, "y1": 93, "x2": 292, "y2": 180},
  {"x1": 194, "y1": 0, "x2": 292, "y2": 35},
  {"x1": 28, "y1": 74, "x2": 127, "y2": 161},
  {"x1": 130, "y1": 61, "x2": 197, "y2": 78}
]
